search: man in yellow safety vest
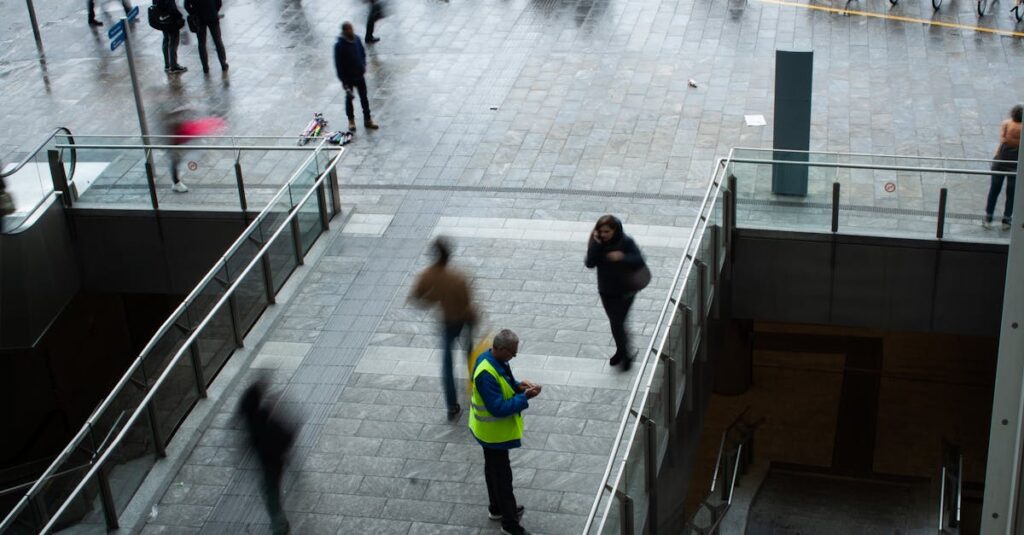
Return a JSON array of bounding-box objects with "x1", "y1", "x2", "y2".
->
[{"x1": 468, "y1": 329, "x2": 542, "y2": 535}]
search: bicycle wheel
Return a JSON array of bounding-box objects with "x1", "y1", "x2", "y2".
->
[{"x1": 979, "y1": 0, "x2": 988, "y2": 15}]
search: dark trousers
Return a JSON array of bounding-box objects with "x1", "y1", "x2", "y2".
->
[
  {"x1": 88, "y1": 0, "x2": 131, "y2": 20},
  {"x1": 483, "y1": 447, "x2": 520, "y2": 531},
  {"x1": 441, "y1": 321, "x2": 473, "y2": 412},
  {"x1": 195, "y1": 20, "x2": 227, "y2": 70},
  {"x1": 987, "y1": 145, "x2": 1018, "y2": 221},
  {"x1": 366, "y1": 2, "x2": 384, "y2": 38},
  {"x1": 343, "y1": 78, "x2": 372, "y2": 121},
  {"x1": 261, "y1": 465, "x2": 289, "y2": 535},
  {"x1": 161, "y1": 30, "x2": 180, "y2": 69},
  {"x1": 600, "y1": 292, "x2": 636, "y2": 359}
]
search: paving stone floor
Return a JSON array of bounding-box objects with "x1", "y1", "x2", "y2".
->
[{"x1": 3, "y1": 0, "x2": 1024, "y2": 532}]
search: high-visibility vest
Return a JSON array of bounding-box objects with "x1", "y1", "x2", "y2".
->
[{"x1": 468, "y1": 358, "x2": 524, "y2": 444}]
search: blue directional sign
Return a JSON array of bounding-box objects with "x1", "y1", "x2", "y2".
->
[
  {"x1": 108, "y1": 7, "x2": 139, "y2": 51},
  {"x1": 108, "y1": 20, "x2": 124, "y2": 40}
]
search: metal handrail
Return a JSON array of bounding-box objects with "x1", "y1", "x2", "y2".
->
[
  {"x1": 0, "y1": 139, "x2": 339, "y2": 532},
  {"x1": 55, "y1": 143, "x2": 323, "y2": 151},
  {"x1": 731, "y1": 146, "x2": 1014, "y2": 165},
  {"x1": 0, "y1": 128, "x2": 75, "y2": 179},
  {"x1": 727, "y1": 156, "x2": 1015, "y2": 177},
  {"x1": 584, "y1": 155, "x2": 731, "y2": 533},
  {"x1": 39, "y1": 148, "x2": 343, "y2": 534},
  {"x1": 1, "y1": 127, "x2": 76, "y2": 234},
  {"x1": 939, "y1": 444, "x2": 963, "y2": 533}
]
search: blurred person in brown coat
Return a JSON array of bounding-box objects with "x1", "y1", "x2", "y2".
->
[{"x1": 409, "y1": 237, "x2": 478, "y2": 421}]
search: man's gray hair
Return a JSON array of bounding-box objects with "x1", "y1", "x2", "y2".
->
[{"x1": 493, "y1": 329, "x2": 519, "y2": 350}]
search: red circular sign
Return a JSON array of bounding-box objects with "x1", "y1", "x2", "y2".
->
[{"x1": 883, "y1": 182, "x2": 896, "y2": 193}]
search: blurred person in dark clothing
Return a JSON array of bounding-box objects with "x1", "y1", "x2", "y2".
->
[
  {"x1": 88, "y1": 0, "x2": 133, "y2": 27},
  {"x1": 409, "y1": 237, "x2": 478, "y2": 421},
  {"x1": 239, "y1": 379, "x2": 295, "y2": 535},
  {"x1": 585, "y1": 215, "x2": 648, "y2": 371},
  {"x1": 334, "y1": 22, "x2": 379, "y2": 132},
  {"x1": 185, "y1": 0, "x2": 228, "y2": 73},
  {"x1": 0, "y1": 160, "x2": 13, "y2": 216},
  {"x1": 365, "y1": 0, "x2": 387, "y2": 43}
]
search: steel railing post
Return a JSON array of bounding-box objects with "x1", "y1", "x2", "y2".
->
[
  {"x1": 831, "y1": 182, "x2": 840, "y2": 233},
  {"x1": 260, "y1": 252, "x2": 276, "y2": 304},
  {"x1": 697, "y1": 261, "x2": 708, "y2": 363},
  {"x1": 145, "y1": 402, "x2": 166, "y2": 458},
  {"x1": 937, "y1": 187, "x2": 948, "y2": 239},
  {"x1": 682, "y1": 306, "x2": 694, "y2": 412},
  {"x1": 620, "y1": 492, "x2": 635, "y2": 535},
  {"x1": 96, "y1": 465, "x2": 119, "y2": 530},
  {"x1": 47, "y1": 150, "x2": 72, "y2": 208},
  {"x1": 290, "y1": 216, "x2": 304, "y2": 265},
  {"x1": 316, "y1": 180, "x2": 330, "y2": 231},
  {"x1": 228, "y1": 293, "x2": 245, "y2": 348},
  {"x1": 143, "y1": 152, "x2": 159, "y2": 211},
  {"x1": 328, "y1": 164, "x2": 342, "y2": 217},
  {"x1": 189, "y1": 341, "x2": 207, "y2": 398},
  {"x1": 234, "y1": 158, "x2": 248, "y2": 213},
  {"x1": 645, "y1": 418, "x2": 658, "y2": 535},
  {"x1": 661, "y1": 355, "x2": 676, "y2": 440}
]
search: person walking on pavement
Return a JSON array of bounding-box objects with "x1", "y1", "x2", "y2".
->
[
  {"x1": 239, "y1": 378, "x2": 295, "y2": 535},
  {"x1": 410, "y1": 238, "x2": 478, "y2": 421},
  {"x1": 365, "y1": 0, "x2": 386, "y2": 43},
  {"x1": 984, "y1": 104, "x2": 1022, "y2": 230},
  {"x1": 88, "y1": 0, "x2": 133, "y2": 26},
  {"x1": 149, "y1": 0, "x2": 187, "y2": 73},
  {"x1": 333, "y1": 22, "x2": 379, "y2": 132},
  {"x1": 586, "y1": 215, "x2": 648, "y2": 371},
  {"x1": 470, "y1": 329, "x2": 541, "y2": 535},
  {"x1": 184, "y1": 0, "x2": 228, "y2": 73}
]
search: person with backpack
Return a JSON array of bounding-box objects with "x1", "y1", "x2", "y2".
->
[
  {"x1": 239, "y1": 378, "x2": 295, "y2": 535},
  {"x1": 184, "y1": 0, "x2": 228, "y2": 73},
  {"x1": 148, "y1": 0, "x2": 187, "y2": 74}
]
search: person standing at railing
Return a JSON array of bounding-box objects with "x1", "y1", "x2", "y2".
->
[
  {"x1": 469, "y1": 329, "x2": 541, "y2": 535},
  {"x1": 239, "y1": 378, "x2": 295, "y2": 535},
  {"x1": 586, "y1": 215, "x2": 650, "y2": 372},
  {"x1": 984, "y1": 104, "x2": 1021, "y2": 230},
  {"x1": 409, "y1": 237, "x2": 478, "y2": 421}
]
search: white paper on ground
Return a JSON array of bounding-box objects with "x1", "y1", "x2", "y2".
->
[{"x1": 744, "y1": 114, "x2": 767, "y2": 127}]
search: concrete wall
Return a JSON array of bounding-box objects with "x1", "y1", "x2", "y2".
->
[
  {"x1": 731, "y1": 229, "x2": 1007, "y2": 337},
  {"x1": 0, "y1": 198, "x2": 80, "y2": 348},
  {"x1": 70, "y1": 208, "x2": 249, "y2": 295}
]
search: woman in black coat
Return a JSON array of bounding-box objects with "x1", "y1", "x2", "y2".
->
[{"x1": 586, "y1": 215, "x2": 647, "y2": 371}]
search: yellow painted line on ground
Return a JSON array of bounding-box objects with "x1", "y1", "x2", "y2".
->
[{"x1": 758, "y1": 0, "x2": 1024, "y2": 37}]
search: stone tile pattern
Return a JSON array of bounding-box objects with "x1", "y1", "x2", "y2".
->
[{"x1": 143, "y1": 191, "x2": 688, "y2": 534}]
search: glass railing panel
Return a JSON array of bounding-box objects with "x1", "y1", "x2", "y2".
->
[
  {"x1": 42, "y1": 474, "x2": 104, "y2": 534},
  {"x1": 23, "y1": 450, "x2": 94, "y2": 533},
  {"x1": 149, "y1": 350, "x2": 201, "y2": 443},
  {"x1": 224, "y1": 237, "x2": 269, "y2": 334},
  {"x1": 261, "y1": 193, "x2": 299, "y2": 294},
  {"x1": 140, "y1": 320, "x2": 189, "y2": 390},
  {"x1": 289, "y1": 160, "x2": 324, "y2": 254},
  {"x1": 196, "y1": 301, "x2": 237, "y2": 385},
  {"x1": 621, "y1": 428, "x2": 649, "y2": 534},
  {"x1": 1, "y1": 143, "x2": 54, "y2": 229},
  {"x1": 104, "y1": 411, "x2": 159, "y2": 516}
]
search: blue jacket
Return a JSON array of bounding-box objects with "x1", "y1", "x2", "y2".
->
[
  {"x1": 333, "y1": 36, "x2": 366, "y2": 83},
  {"x1": 474, "y1": 349, "x2": 529, "y2": 449}
]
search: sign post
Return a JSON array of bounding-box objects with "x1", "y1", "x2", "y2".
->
[
  {"x1": 109, "y1": 7, "x2": 159, "y2": 210},
  {"x1": 25, "y1": 0, "x2": 43, "y2": 52}
]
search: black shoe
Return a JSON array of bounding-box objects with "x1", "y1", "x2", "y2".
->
[
  {"x1": 365, "y1": 36, "x2": 380, "y2": 43},
  {"x1": 221, "y1": 63, "x2": 229, "y2": 71},
  {"x1": 609, "y1": 353, "x2": 623, "y2": 366},
  {"x1": 202, "y1": 65, "x2": 210, "y2": 74},
  {"x1": 88, "y1": 18, "x2": 103, "y2": 27},
  {"x1": 170, "y1": 65, "x2": 188, "y2": 73},
  {"x1": 500, "y1": 526, "x2": 532, "y2": 535},
  {"x1": 620, "y1": 357, "x2": 632, "y2": 372},
  {"x1": 447, "y1": 404, "x2": 462, "y2": 422},
  {"x1": 489, "y1": 505, "x2": 525, "y2": 521}
]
